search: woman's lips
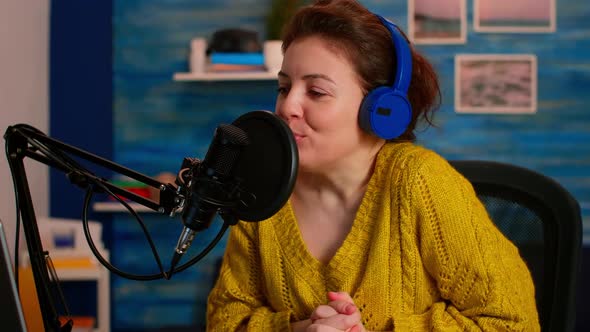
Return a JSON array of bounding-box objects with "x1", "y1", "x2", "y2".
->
[
  {"x1": 290, "y1": 130, "x2": 305, "y2": 142},
  {"x1": 289, "y1": 127, "x2": 305, "y2": 142}
]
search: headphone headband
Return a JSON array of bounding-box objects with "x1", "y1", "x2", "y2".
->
[{"x1": 374, "y1": 14, "x2": 412, "y2": 93}]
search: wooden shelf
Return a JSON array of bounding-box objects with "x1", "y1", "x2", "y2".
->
[
  {"x1": 21, "y1": 251, "x2": 111, "y2": 332},
  {"x1": 173, "y1": 71, "x2": 277, "y2": 81},
  {"x1": 92, "y1": 202, "x2": 157, "y2": 213}
]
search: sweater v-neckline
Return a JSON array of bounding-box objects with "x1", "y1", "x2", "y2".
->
[{"x1": 274, "y1": 151, "x2": 385, "y2": 287}]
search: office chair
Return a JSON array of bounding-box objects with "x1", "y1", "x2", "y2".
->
[{"x1": 450, "y1": 160, "x2": 582, "y2": 332}]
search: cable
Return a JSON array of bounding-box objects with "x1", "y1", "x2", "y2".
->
[
  {"x1": 168, "y1": 219, "x2": 228, "y2": 276},
  {"x1": 82, "y1": 185, "x2": 229, "y2": 280},
  {"x1": 82, "y1": 185, "x2": 169, "y2": 280}
]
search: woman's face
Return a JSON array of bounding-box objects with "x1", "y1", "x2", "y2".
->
[{"x1": 275, "y1": 36, "x2": 374, "y2": 172}]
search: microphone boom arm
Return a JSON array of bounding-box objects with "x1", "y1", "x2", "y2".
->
[
  {"x1": 4, "y1": 124, "x2": 186, "y2": 332},
  {"x1": 8, "y1": 125, "x2": 181, "y2": 213}
]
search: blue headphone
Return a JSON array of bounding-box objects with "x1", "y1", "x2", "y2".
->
[{"x1": 358, "y1": 14, "x2": 412, "y2": 140}]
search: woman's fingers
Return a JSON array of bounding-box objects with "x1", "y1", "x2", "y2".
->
[
  {"x1": 328, "y1": 291, "x2": 354, "y2": 303},
  {"x1": 328, "y1": 299, "x2": 357, "y2": 315},
  {"x1": 310, "y1": 299, "x2": 362, "y2": 331},
  {"x1": 310, "y1": 304, "x2": 339, "y2": 321},
  {"x1": 310, "y1": 312, "x2": 361, "y2": 331},
  {"x1": 306, "y1": 292, "x2": 365, "y2": 331},
  {"x1": 306, "y1": 324, "x2": 341, "y2": 332},
  {"x1": 348, "y1": 323, "x2": 365, "y2": 332}
]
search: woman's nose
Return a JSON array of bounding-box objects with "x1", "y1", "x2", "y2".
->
[{"x1": 277, "y1": 90, "x2": 302, "y2": 120}]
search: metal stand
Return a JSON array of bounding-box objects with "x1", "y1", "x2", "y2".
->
[
  {"x1": 3, "y1": 124, "x2": 195, "y2": 331},
  {"x1": 6, "y1": 128, "x2": 66, "y2": 331}
]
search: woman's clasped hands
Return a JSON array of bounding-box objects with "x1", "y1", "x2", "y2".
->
[{"x1": 307, "y1": 291, "x2": 366, "y2": 332}]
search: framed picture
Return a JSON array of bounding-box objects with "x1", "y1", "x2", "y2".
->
[
  {"x1": 455, "y1": 54, "x2": 537, "y2": 114},
  {"x1": 474, "y1": 0, "x2": 556, "y2": 33},
  {"x1": 408, "y1": 0, "x2": 466, "y2": 44}
]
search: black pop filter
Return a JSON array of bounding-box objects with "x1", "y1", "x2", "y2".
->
[{"x1": 231, "y1": 111, "x2": 298, "y2": 221}]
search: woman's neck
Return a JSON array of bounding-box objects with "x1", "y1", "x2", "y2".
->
[{"x1": 293, "y1": 142, "x2": 383, "y2": 209}]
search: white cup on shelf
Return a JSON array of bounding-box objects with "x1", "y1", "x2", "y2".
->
[
  {"x1": 263, "y1": 40, "x2": 283, "y2": 74},
  {"x1": 190, "y1": 37, "x2": 206, "y2": 73}
]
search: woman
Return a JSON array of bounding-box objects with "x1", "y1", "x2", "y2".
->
[{"x1": 207, "y1": 0, "x2": 539, "y2": 331}]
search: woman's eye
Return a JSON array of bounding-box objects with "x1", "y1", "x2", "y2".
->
[
  {"x1": 308, "y1": 89, "x2": 326, "y2": 97},
  {"x1": 277, "y1": 86, "x2": 289, "y2": 95}
]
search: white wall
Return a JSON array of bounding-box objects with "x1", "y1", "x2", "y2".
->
[{"x1": 0, "y1": 0, "x2": 49, "y2": 257}]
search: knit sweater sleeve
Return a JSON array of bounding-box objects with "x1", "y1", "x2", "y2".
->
[
  {"x1": 406, "y1": 152, "x2": 540, "y2": 331},
  {"x1": 206, "y1": 221, "x2": 292, "y2": 331}
]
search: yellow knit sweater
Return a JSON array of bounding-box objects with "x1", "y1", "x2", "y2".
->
[{"x1": 207, "y1": 143, "x2": 540, "y2": 331}]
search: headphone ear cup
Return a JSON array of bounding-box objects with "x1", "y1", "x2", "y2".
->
[{"x1": 359, "y1": 87, "x2": 412, "y2": 140}]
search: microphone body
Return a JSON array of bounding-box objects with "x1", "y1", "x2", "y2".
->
[{"x1": 171, "y1": 124, "x2": 249, "y2": 271}]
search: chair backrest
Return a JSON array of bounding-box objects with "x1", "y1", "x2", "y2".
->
[{"x1": 450, "y1": 160, "x2": 582, "y2": 332}]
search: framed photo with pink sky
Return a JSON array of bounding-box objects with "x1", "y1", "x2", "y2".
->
[
  {"x1": 455, "y1": 54, "x2": 538, "y2": 114},
  {"x1": 408, "y1": 0, "x2": 466, "y2": 44},
  {"x1": 474, "y1": 0, "x2": 556, "y2": 33}
]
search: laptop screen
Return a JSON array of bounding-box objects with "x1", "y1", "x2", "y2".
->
[{"x1": 0, "y1": 221, "x2": 28, "y2": 332}]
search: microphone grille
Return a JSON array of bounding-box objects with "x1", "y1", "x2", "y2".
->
[{"x1": 203, "y1": 124, "x2": 249, "y2": 177}]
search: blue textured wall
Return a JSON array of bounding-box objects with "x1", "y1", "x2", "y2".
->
[{"x1": 112, "y1": 0, "x2": 590, "y2": 330}]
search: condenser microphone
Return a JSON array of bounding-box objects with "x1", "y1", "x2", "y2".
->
[
  {"x1": 169, "y1": 111, "x2": 298, "y2": 273},
  {"x1": 171, "y1": 124, "x2": 250, "y2": 270}
]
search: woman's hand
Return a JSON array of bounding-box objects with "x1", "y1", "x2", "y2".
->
[{"x1": 306, "y1": 292, "x2": 366, "y2": 332}]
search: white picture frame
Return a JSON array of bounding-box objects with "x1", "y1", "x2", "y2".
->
[
  {"x1": 474, "y1": 0, "x2": 556, "y2": 33},
  {"x1": 408, "y1": 0, "x2": 466, "y2": 44},
  {"x1": 455, "y1": 54, "x2": 538, "y2": 114}
]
